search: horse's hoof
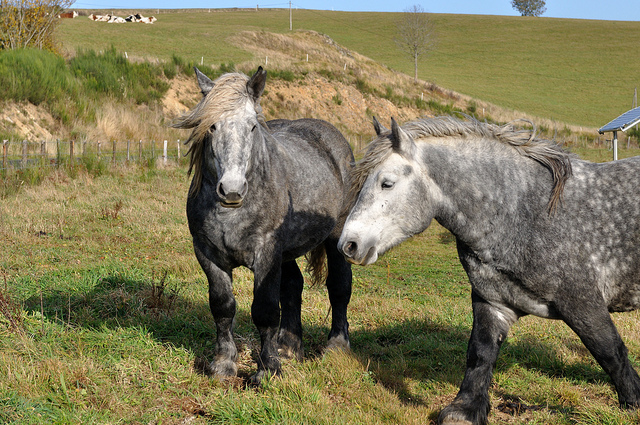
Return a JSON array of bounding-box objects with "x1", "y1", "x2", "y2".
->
[
  {"x1": 250, "y1": 369, "x2": 278, "y2": 386},
  {"x1": 278, "y1": 345, "x2": 303, "y2": 361},
  {"x1": 208, "y1": 359, "x2": 238, "y2": 380},
  {"x1": 326, "y1": 334, "x2": 350, "y2": 352},
  {"x1": 277, "y1": 329, "x2": 303, "y2": 361},
  {"x1": 438, "y1": 417, "x2": 473, "y2": 425},
  {"x1": 437, "y1": 408, "x2": 479, "y2": 425}
]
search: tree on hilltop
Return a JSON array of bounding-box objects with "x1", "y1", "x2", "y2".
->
[
  {"x1": 511, "y1": 0, "x2": 546, "y2": 17},
  {"x1": 395, "y1": 5, "x2": 436, "y2": 83}
]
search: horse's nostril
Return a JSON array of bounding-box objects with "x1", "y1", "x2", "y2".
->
[
  {"x1": 344, "y1": 241, "x2": 357, "y2": 257},
  {"x1": 217, "y1": 182, "x2": 227, "y2": 198}
]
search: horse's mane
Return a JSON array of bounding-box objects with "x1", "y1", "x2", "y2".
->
[
  {"x1": 172, "y1": 72, "x2": 267, "y2": 197},
  {"x1": 351, "y1": 116, "x2": 573, "y2": 214}
]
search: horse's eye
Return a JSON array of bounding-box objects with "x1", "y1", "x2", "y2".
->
[{"x1": 381, "y1": 180, "x2": 394, "y2": 189}]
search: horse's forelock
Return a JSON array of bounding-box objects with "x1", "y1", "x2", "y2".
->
[{"x1": 347, "y1": 135, "x2": 394, "y2": 208}]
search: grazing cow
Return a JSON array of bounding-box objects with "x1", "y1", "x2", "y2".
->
[
  {"x1": 58, "y1": 11, "x2": 77, "y2": 18},
  {"x1": 108, "y1": 15, "x2": 126, "y2": 23},
  {"x1": 140, "y1": 16, "x2": 157, "y2": 24},
  {"x1": 91, "y1": 14, "x2": 110, "y2": 22}
]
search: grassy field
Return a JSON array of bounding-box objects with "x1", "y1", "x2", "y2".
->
[
  {"x1": 58, "y1": 9, "x2": 640, "y2": 129},
  {"x1": 2, "y1": 145, "x2": 640, "y2": 423}
]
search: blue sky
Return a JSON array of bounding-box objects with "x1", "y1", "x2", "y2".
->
[{"x1": 71, "y1": 1, "x2": 640, "y2": 22}]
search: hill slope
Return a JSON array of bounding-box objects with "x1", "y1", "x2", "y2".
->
[
  {"x1": 57, "y1": 9, "x2": 640, "y2": 129},
  {"x1": 2, "y1": 27, "x2": 602, "y2": 148}
]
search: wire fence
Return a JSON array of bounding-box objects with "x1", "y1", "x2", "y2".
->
[{"x1": 1, "y1": 139, "x2": 186, "y2": 171}]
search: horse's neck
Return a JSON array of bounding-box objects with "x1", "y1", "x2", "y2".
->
[{"x1": 422, "y1": 139, "x2": 538, "y2": 240}]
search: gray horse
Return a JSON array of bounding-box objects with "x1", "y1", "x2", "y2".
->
[
  {"x1": 173, "y1": 67, "x2": 353, "y2": 383},
  {"x1": 339, "y1": 116, "x2": 640, "y2": 424}
]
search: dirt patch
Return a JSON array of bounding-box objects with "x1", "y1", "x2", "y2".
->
[
  {"x1": 0, "y1": 102, "x2": 58, "y2": 141},
  {"x1": 162, "y1": 74, "x2": 199, "y2": 120},
  {"x1": 262, "y1": 76, "x2": 424, "y2": 150}
]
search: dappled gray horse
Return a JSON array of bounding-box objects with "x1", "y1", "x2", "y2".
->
[
  {"x1": 173, "y1": 67, "x2": 353, "y2": 383},
  {"x1": 339, "y1": 116, "x2": 640, "y2": 425}
]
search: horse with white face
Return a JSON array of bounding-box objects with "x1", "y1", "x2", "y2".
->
[
  {"x1": 173, "y1": 67, "x2": 353, "y2": 384},
  {"x1": 339, "y1": 116, "x2": 640, "y2": 425}
]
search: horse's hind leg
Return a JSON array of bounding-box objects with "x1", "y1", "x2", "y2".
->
[
  {"x1": 278, "y1": 260, "x2": 304, "y2": 361},
  {"x1": 251, "y1": 258, "x2": 283, "y2": 384},
  {"x1": 558, "y1": 299, "x2": 640, "y2": 408},
  {"x1": 193, "y1": 242, "x2": 238, "y2": 379},
  {"x1": 324, "y1": 237, "x2": 352, "y2": 351}
]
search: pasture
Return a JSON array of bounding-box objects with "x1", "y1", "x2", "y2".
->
[
  {"x1": 2, "y1": 148, "x2": 640, "y2": 423},
  {"x1": 57, "y1": 9, "x2": 640, "y2": 129}
]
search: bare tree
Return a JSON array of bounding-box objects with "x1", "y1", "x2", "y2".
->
[
  {"x1": 511, "y1": 0, "x2": 546, "y2": 17},
  {"x1": 395, "y1": 5, "x2": 436, "y2": 83},
  {"x1": 0, "y1": 0, "x2": 74, "y2": 52}
]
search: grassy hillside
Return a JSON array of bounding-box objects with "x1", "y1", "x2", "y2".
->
[{"x1": 58, "y1": 9, "x2": 640, "y2": 128}]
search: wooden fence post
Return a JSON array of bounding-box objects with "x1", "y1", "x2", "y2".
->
[
  {"x1": 126, "y1": 140, "x2": 131, "y2": 162},
  {"x1": 139, "y1": 140, "x2": 142, "y2": 162},
  {"x1": 22, "y1": 140, "x2": 27, "y2": 168},
  {"x1": 97, "y1": 141, "x2": 101, "y2": 159},
  {"x1": 2, "y1": 140, "x2": 7, "y2": 169},
  {"x1": 70, "y1": 140, "x2": 74, "y2": 167},
  {"x1": 112, "y1": 140, "x2": 116, "y2": 164},
  {"x1": 177, "y1": 140, "x2": 181, "y2": 162},
  {"x1": 41, "y1": 141, "x2": 46, "y2": 166}
]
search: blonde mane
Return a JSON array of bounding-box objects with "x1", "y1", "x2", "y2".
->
[
  {"x1": 172, "y1": 72, "x2": 267, "y2": 197},
  {"x1": 350, "y1": 116, "x2": 573, "y2": 214}
]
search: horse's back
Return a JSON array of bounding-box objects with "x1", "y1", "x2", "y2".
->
[{"x1": 267, "y1": 118, "x2": 353, "y2": 175}]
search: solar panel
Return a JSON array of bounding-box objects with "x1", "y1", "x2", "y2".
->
[{"x1": 599, "y1": 106, "x2": 640, "y2": 133}]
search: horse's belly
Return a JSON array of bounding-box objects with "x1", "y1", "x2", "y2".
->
[{"x1": 476, "y1": 280, "x2": 560, "y2": 319}]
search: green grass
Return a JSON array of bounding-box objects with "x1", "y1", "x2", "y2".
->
[
  {"x1": 3, "y1": 153, "x2": 640, "y2": 423},
  {"x1": 58, "y1": 10, "x2": 640, "y2": 128}
]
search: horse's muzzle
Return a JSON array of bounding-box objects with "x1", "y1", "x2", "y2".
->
[{"x1": 340, "y1": 239, "x2": 378, "y2": 266}]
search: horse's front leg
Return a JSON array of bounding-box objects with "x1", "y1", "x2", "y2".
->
[
  {"x1": 324, "y1": 237, "x2": 352, "y2": 351},
  {"x1": 251, "y1": 255, "x2": 283, "y2": 384},
  {"x1": 438, "y1": 291, "x2": 518, "y2": 425},
  {"x1": 193, "y1": 241, "x2": 238, "y2": 379}
]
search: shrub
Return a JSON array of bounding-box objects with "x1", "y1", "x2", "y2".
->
[
  {"x1": 0, "y1": 48, "x2": 77, "y2": 105},
  {"x1": 70, "y1": 47, "x2": 169, "y2": 104}
]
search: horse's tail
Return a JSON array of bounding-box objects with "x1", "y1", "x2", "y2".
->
[{"x1": 305, "y1": 244, "x2": 327, "y2": 287}]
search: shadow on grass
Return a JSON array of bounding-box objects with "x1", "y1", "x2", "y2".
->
[
  {"x1": 22, "y1": 270, "x2": 611, "y2": 413},
  {"x1": 22, "y1": 273, "x2": 257, "y2": 377}
]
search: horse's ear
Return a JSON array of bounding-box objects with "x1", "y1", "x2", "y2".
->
[
  {"x1": 390, "y1": 117, "x2": 415, "y2": 155},
  {"x1": 194, "y1": 67, "x2": 214, "y2": 97},
  {"x1": 372, "y1": 116, "x2": 389, "y2": 136},
  {"x1": 247, "y1": 66, "x2": 267, "y2": 101}
]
